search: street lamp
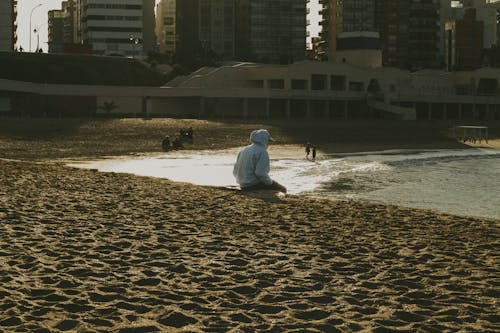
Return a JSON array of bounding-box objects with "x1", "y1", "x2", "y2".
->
[{"x1": 29, "y1": 3, "x2": 42, "y2": 52}]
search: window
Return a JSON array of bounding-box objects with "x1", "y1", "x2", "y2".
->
[
  {"x1": 311, "y1": 74, "x2": 327, "y2": 90},
  {"x1": 291, "y1": 79, "x2": 307, "y2": 90},
  {"x1": 349, "y1": 82, "x2": 364, "y2": 91},
  {"x1": 268, "y1": 79, "x2": 285, "y2": 89},
  {"x1": 331, "y1": 75, "x2": 346, "y2": 91}
]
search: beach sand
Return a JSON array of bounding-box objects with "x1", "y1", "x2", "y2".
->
[{"x1": 0, "y1": 118, "x2": 499, "y2": 332}]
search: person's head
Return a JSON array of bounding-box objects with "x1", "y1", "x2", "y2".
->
[{"x1": 250, "y1": 129, "x2": 273, "y2": 148}]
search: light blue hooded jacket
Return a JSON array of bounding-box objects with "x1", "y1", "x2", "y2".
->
[{"x1": 233, "y1": 129, "x2": 273, "y2": 187}]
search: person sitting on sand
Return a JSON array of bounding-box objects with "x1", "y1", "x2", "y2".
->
[
  {"x1": 172, "y1": 137, "x2": 183, "y2": 150},
  {"x1": 233, "y1": 129, "x2": 287, "y2": 193},
  {"x1": 162, "y1": 135, "x2": 171, "y2": 151}
]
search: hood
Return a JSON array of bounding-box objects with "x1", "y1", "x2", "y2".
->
[{"x1": 250, "y1": 129, "x2": 271, "y2": 145}]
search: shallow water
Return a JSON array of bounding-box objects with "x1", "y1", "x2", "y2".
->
[{"x1": 67, "y1": 147, "x2": 500, "y2": 219}]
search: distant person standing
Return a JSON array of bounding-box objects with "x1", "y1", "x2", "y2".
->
[
  {"x1": 233, "y1": 129, "x2": 287, "y2": 193},
  {"x1": 305, "y1": 141, "x2": 311, "y2": 158},
  {"x1": 312, "y1": 146, "x2": 317, "y2": 161}
]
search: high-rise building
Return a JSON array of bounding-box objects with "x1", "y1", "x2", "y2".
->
[
  {"x1": 343, "y1": 0, "x2": 376, "y2": 31},
  {"x1": 155, "y1": 0, "x2": 305, "y2": 64},
  {"x1": 318, "y1": 0, "x2": 342, "y2": 61},
  {"x1": 445, "y1": 8, "x2": 484, "y2": 70},
  {"x1": 78, "y1": 0, "x2": 155, "y2": 57},
  {"x1": 155, "y1": 0, "x2": 199, "y2": 59},
  {"x1": 48, "y1": 10, "x2": 65, "y2": 53},
  {"x1": 375, "y1": 1, "x2": 440, "y2": 69},
  {"x1": 63, "y1": 0, "x2": 78, "y2": 44},
  {"x1": 0, "y1": 0, "x2": 17, "y2": 51},
  {"x1": 199, "y1": 0, "x2": 236, "y2": 59},
  {"x1": 407, "y1": 0, "x2": 441, "y2": 69},
  {"x1": 235, "y1": 0, "x2": 306, "y2": 63}
]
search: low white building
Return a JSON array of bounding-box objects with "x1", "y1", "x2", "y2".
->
[{"x1": 1, "y1": 61, "x2": 500, "y2": 121}]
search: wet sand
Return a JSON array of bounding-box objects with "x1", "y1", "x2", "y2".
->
[{"x1": 0, "y1": 118, "x2": 499, "y2": 332}]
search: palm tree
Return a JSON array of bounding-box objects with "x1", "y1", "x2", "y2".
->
[{"x1": 98, "y1": 101, "x2": 118, "y2": 114}]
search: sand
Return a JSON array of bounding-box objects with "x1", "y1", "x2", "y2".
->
[{"x1": 0, "y1": 118, "x2": 499, "y2": 332}]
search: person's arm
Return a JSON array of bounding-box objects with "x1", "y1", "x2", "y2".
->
[
  {"x1": 233, "y1": 152, "x2": 241, "y2": 178},
  {"x1": 254, "y1": 151, "x2": 273, "y2": 185}
]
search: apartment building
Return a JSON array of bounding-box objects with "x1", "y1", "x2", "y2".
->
[
  {"x1": 0, "y1": 0, "x2": 17, "y2": 51},
  {"x1": 63, "y1": 0, "x2": 78, "y2": 44},
  {"x1": 78, "y1": 0, "x2": 155, "y2": 57},
  {"x1": 407, "y1": 0, "x2": 441, "y2": 69},
  {"x1": 155, "y1": 0, "x2": 199, "y2": 60},
  {"x1": 48, "y1": 10, "x2": 65, "y2": 53},
  {"x1": 445, "y1": 8, "x2": 484, "y2": 70},
  {"x1": 318, "y1": 0, "x2": 342, "y2": 61},
  {"x1": 343, "y1": 0, "x2": 376, "y2": 31},
  {"x1": 199, "y1": 0, "x2": 236, "y2": 59},
  {"x1": 155, "y1": 0, "x2": 305, "y2": 64},
  {"x1": 235, "y1": 0, "x2": 306, "y2": 64}
]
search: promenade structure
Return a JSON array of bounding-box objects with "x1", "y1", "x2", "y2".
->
[
  {"x1": 78, "y1": 0, "x2": 155, "y2": 57},
  {"x1": 2, "y1": 61, "x2": 500, "y2": 121},
  {"x1": 0, "y1": 0, "x2": 17, "y2": 51}
]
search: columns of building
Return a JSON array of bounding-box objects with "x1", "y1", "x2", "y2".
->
[
  {"x1": 199, "y1": 97, "x2": 205, "y2": 118},
  {"x1": 242, "y1": 98, "x2": 248, "y2": 119}
]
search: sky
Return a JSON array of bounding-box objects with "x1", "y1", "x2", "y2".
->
[
  {"x1": 16, "y1": 0, "x2": 320, "y2": 53},
  {"x1": 16, "y1": 0, "x2": 63, "y2": 52}
]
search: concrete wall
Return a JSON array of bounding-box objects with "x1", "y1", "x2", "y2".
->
[
  {"x1": 0, "y1": 96, "x2": 11, "y2": 112},
  {"x1": 96, "y1": 96, "x2": 143, "y2": 115},
  {"x1": 151, "y1": 97, "x2": 200, "y2": 117}
]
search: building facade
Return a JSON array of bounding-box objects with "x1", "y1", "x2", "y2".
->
[
  {"x1": 0, "y1": 0, "x2": 17, "y2": 51},
  {"x1": 63, "y1": 0, "x2": 78, "y2": 44},
  {"x1": 343, "y1": 0, "x2": 376, "y2": 32},
  {"x1": 155, "y1": 0, "x2": 199, "y2": 63},
  {"x1": 78, "y1": 0, "x2": 155, "y2": 57},
  {"x1": 407, "y1": 0, "x2": 441, "y2": 69},
  {"x1": 235, "y1": 0, "x2": 306, "y2": 64},
  {"x1": 48, "y1": 10, "x2": 65, "y2": 53},
  {"x1": 199, "y1": 0, "x2": 236, "y2": 59},
  {"x1": 317, "y1": 0, "x2": 342, "y2": 61},
  {"x1": 445, "y1": 8, "x2": 484, "y2": 70}
]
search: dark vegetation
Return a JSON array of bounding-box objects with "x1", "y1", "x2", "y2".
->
[{"x1": 0, "y1": 52, "x2": 164, "y2": 86}]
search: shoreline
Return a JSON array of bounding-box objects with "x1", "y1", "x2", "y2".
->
[{"x1": 60, "y1": 143, "x2": 500, "y2": 220}]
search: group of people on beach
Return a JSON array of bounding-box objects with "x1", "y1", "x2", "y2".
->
[
  {"x1": 162, "y1": 127, "x2": 194, "y2": 151},
  {"x1": 305, "y1": 141, "x2": 317, "y2": 161}
]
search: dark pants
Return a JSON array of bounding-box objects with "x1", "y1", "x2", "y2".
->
[{"x1": 241, "y1": 181, "x2": 287, "y2": 193}]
